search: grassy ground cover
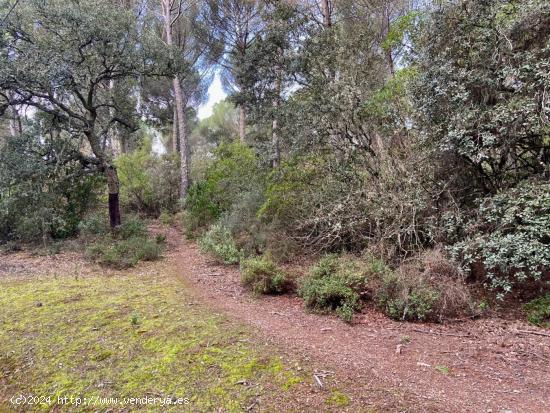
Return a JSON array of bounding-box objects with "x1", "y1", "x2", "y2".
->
[{"x1": 0, "y1": 264, "x2": 313, "y2": 412}]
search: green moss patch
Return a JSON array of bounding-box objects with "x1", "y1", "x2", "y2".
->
[{"x1": 0, "y1": 268, "x2": 307, "y2": 412}]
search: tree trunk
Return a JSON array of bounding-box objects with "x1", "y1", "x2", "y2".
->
[
  {"x1": 321, "y1": 0, "x2": 331, "y2": 28},
  {"x1": 162, "y1": 0, "x2": 189, "y2": 199},
  {"x1": 382, "y1": 7, "x2": 395, "y2": 76},
  {"x1": 172, "y1": 105, "x2": 179, "y2": 153},
  {"x1": 87, "y1": 130, "x2": 122, "y2": 229},
  {"x1": 106, "y1": 165, "x2": 122, "y2": 228},
  {"x1": 272, "y1": 70, "x2": 281, "y2": 168},
  {"x1": 173, "y1": 76, "x2": 189, "y2": 198},
  {"x1": 239, "y1": 105, "x2": 246, "y2": 142},
  {"x1": 8, "y1": 106, "x2": 21, "y2": 137},
  {"x1": 272, "y1": 116, "x2": 280, "y2": 167}
]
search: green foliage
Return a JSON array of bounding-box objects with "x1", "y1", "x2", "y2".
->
[
  {"x1": 362, "y1": 66, "x2": 418, "y2": 128},
  {"x1": 298, "y1": 252, "x2": 467, "y2": 323},
  {"x1": 260, "y1": 156, "x2": 368, "y2": 251},
  {"x1": 524, "y1": 295, "x2": 550, "y2": 328},
  {"x1": 260, "y1": 156, "x2": 321, "y2": 221},
  {"x1": 204, "y1": 141, "x2": 263, "y2": 212},
  {"x1": 184, "y1": 181, "x2": 223, "y2": 235},
  {"x1": 376, "y1": 271, "x2": 440, "y2": 322},
  {"x1": 435, "y1": 365, "x2": 450, "y2": 375},
  {"x1": 86, "y1": 236, "x2": 163, "y2": 269},
  {"x1": 198, "y1": 223, "x2": 240, "y2": 265},
  {"x1": 83, "y1": 215, "x2": 161, "y2": 268},
  {"x1": 1, "y1": 240, "x2": 22, "y2": 253},
  {"x1": 130, "y1": 312, "x2": 140, "y2": 326},
  {"x1": 80, "y1": 213, "x2": 148, "y2": 241},
  {"x1": 240, "y1": 255, "x2": 289, "y2": 295},
  {"x1": 413, "y1": 0, "x2": 550, "y2": 194},
  {"x1": 0, "y1": 130, "x2": 101, "y2": 245},
  {"x1": 299, "y1": 255, "x2": 369, "y2": 322},
  {"x1": 190, "y1": 100, "x2": 239, "y2": 146},
  {"x1": 186, "y1": 141, "x2": 263, "y2": 229},
  {"x1": 159, "y1": 211, "x2": 174, "y2": 226},
  {"x1": 115, "y1": 215, "x2": 148, "y2": 240},
  {"x1": 450, "y1": 182, "x2": 550, "y2": 296},
  {"x1": 382, "y1": 12, "x2": 420, "y2": 52},
  {"x1": 117, "y1": 140, "x2": 180, "y2": 216},
  {"x1": 186, "y1": 141, "x2": 268, "y2": 254},
  {"x1": 0, "y1": 0, "x2": 178, "y2": 234},
  {"x1": 78, "y1": 212, "x2": 110, "y2": 239}
]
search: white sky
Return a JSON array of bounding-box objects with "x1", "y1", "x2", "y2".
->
[{"x1": 197, "y1": 73, "x2": 226, "y2": 119}]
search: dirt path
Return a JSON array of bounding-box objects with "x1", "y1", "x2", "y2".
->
[{"x1": 165, "y1": 228, "x2": 550, "y2": 413}]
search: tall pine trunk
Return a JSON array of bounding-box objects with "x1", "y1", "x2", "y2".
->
[
  {"x1": 239, "y1": 106, "x2": 246, "y2": 142},
  {"x1": 162, "y1": 0, "x2": 190, "y2": 199},
  {"x1": 272, "y1": 65, "x2": 282, "y2": 167},
  {"x1": 173, "y1": 75, "x2": 189, "y2": 198},
  {"x1": 172, "y1": 105, "x2": 179, "y2": 153}
]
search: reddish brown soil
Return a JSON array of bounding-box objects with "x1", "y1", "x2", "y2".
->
[{"x1": 165, "y1": 228, "x2": 550, "y2": 413}]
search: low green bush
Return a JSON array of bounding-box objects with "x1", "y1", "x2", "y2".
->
[
  {"x1": 299, "y1": 250, "x2": 473, "y2": 323},
  {"x1": 2, "y1": 240, "x2": 22, "y2": 253},
  {"x1": 240, "y1": 255, "x2": 289, "y2": 295},
  {"x1": 85, "y1": 236, "x2": 163, "y2": 269},
  {"x1": 376, "y1": 271, "x2": 440, "y2": 321},
  {"x1": 524, "y1": 294, "x2": 550, "y2": 328},
  {"x1": 78, "y1": 212, "x2": 110, "y2": 238},
  {"x1": 15, "y1": 215, "x2": 45, "y2": 244},
  {"x1": 375, "y1": 250, "x2": 475, "y2": 322},
  {"x1": 159, "y1": 211, "x2": 174, "y2": 226},
  {"x1": 299, "y1": 255, "x2": 368, "y2": 322},
  {"x1": 300, "y1": 275, "x2": 359, "y2": 322},
  {"x1": 115, "y1": 215, "x2": 148, "y2": 239},
  {"x1": 198, "y1": 223, "x2": 240, "y2": 264}
]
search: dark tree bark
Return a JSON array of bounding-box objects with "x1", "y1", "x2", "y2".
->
[
  {"x1": 321, "y1": 0, "x2": 331, "y2": 28},
  {"x1": 382, "y1": 6, "x2": 395, "y2": 75},
  {"x1": 106, "y1": 166, "x2": 122, "y2": 228}
]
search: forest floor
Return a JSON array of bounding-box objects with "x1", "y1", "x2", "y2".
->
[{"x1": 1, "y1": 224, "x2": 549, "y2": 412}]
